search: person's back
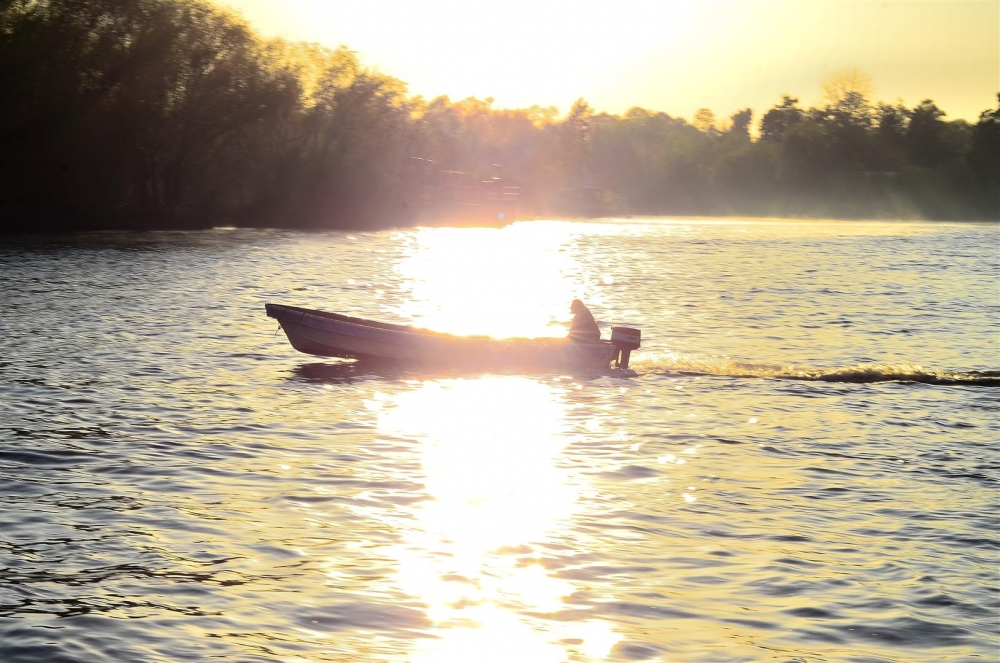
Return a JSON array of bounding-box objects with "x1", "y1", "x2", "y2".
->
[{"x1": 569, "y1": 299, "x2": 601, "y2": 343}]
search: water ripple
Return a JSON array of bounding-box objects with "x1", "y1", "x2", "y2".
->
[{"x1": 1, "y1": 221, "x2": 998, "y2": 662}]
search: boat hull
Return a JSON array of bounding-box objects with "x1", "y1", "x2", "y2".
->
[{"x1": 265, "y1": 303, "x2": 618, "y2": 371}]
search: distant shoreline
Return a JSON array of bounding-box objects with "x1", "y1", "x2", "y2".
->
[
  {"x1": 2, "y1": 212, "x2": 996, "y2": 237},
  {"x1": 2, "y1": 0, "x2": 997, "y2": 236}
]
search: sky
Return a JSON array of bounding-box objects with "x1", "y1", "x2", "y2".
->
[{"x1": 215, "y1": 0, "x2": 999, "y2": 123}]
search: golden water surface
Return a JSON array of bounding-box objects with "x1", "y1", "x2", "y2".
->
[{"x1": 0, "y1": 219, "x2": 997, "y2": 662}]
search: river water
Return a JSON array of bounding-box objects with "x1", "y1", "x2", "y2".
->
[{"x1": 0, "y1": 219, "x2": 997, "y2": 662}]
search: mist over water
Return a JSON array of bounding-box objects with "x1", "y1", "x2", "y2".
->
[{"x1": 1, "y1": 219, "x2": 997, "y2": 662}]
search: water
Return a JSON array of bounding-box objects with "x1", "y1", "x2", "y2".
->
[{"x1": 1, "y1": 219, "x2": 997, "y2": 662}]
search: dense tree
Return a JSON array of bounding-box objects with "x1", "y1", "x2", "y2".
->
[
  {"x1": 728, "y1": 109, "x2": 753, "y2": 138},
  {"x1": 759, "y1": 96, "x2": 803, "y2": 142},
  {"x1": 872, "y1": 102, "x2": 910, "y2": 171},
  {"x1": 967, "y1": 96, "x2": 1000, "y2": 186},
  {"x1": 0, "y1": 0, "x2": 997, "y2": 231},
  {"x1": 821, "y1": 68, "x2": 875, "y2": 125},
  {"x1": 906, "y1": 100, "x2": 951, "y2": 168},
  {"x1": 692, "y1": 108, "x2": 717, "y2": 134}
]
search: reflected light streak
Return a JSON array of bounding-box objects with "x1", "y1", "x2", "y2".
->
[
  {"x1": 379, "y1": 378, "x2": 575, "y2": 562},
  {"x1": 377, "y1": 377, "x2": 620, "y2": 661}
]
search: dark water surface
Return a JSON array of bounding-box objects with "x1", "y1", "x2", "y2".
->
[{"x1": 1, "y1": 219, "x2": 997, "y2": 662}]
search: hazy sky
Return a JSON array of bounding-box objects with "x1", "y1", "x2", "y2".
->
[{"x1": 216, "y1": 0, "x2": 998, "y2": 122}]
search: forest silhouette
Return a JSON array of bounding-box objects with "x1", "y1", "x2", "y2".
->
[{"x1": 2, "y1": 0, "x2": 998, "y2": 233}]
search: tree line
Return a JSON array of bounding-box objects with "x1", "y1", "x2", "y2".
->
[{"x1": 1, "y1": 0, "x2": 997, "y2": 232}]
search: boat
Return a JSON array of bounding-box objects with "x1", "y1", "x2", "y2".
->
[{"x1": 265, "y1": 303, "x2": 641, "y2": 372}]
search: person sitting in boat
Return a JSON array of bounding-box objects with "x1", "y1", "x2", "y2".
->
[{"x1": 568, "y1": 299, "x2": 601, "y2": 343}]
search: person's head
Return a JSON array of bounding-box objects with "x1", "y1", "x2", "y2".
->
[{"x1": 571, "y1": 299, "x2": 585, "y2": 314}]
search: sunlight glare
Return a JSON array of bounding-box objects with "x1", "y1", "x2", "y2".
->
[
  {"x1": 377, "y1": 376, "x2": 619, "y2": 661},
  {"x1": 394, "y1": 224, "x2": 578, "y2": 338},
  {"x1": 379, "y1": 377, "x2": 576, "y2": 558},
  {"x1": 411, "y1": 606, "x2": 565, "y2": 663}
]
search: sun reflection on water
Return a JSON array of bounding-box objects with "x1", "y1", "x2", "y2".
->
[
  {"x1": 377, "y1": 377, "x2": 620, "y2": 661},
  {"x1": 393, "y1": 224, "x2": 582, "y2": 338}
]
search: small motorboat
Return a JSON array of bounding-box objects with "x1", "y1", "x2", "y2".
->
[{"x1": 265, "y1": 303, "x2": 641, "y2": 372}]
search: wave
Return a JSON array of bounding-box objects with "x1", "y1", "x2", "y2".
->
[{"x1": 631, "y1": 353, "x2": 1000, "y2": 386}]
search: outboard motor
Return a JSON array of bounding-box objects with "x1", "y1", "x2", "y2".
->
[{"x1": 610, "y1": 326, "x2": 641, "y2": 369}]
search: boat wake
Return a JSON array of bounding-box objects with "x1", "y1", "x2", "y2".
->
[
  {"x1": 288, "y1": 355, "x2": 997, "y2": 386},
  {"x1": 631, "y1": 353, "x2": 1000, "y2": 386}
]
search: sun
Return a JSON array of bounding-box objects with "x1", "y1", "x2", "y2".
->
[{"x1": 216, "y1": 0, "x2": 998, "y2": 122}]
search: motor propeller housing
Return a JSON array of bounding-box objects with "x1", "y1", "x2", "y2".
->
[{"x1": 610, "y1": 326, "x2": 641, "y2": 369}]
